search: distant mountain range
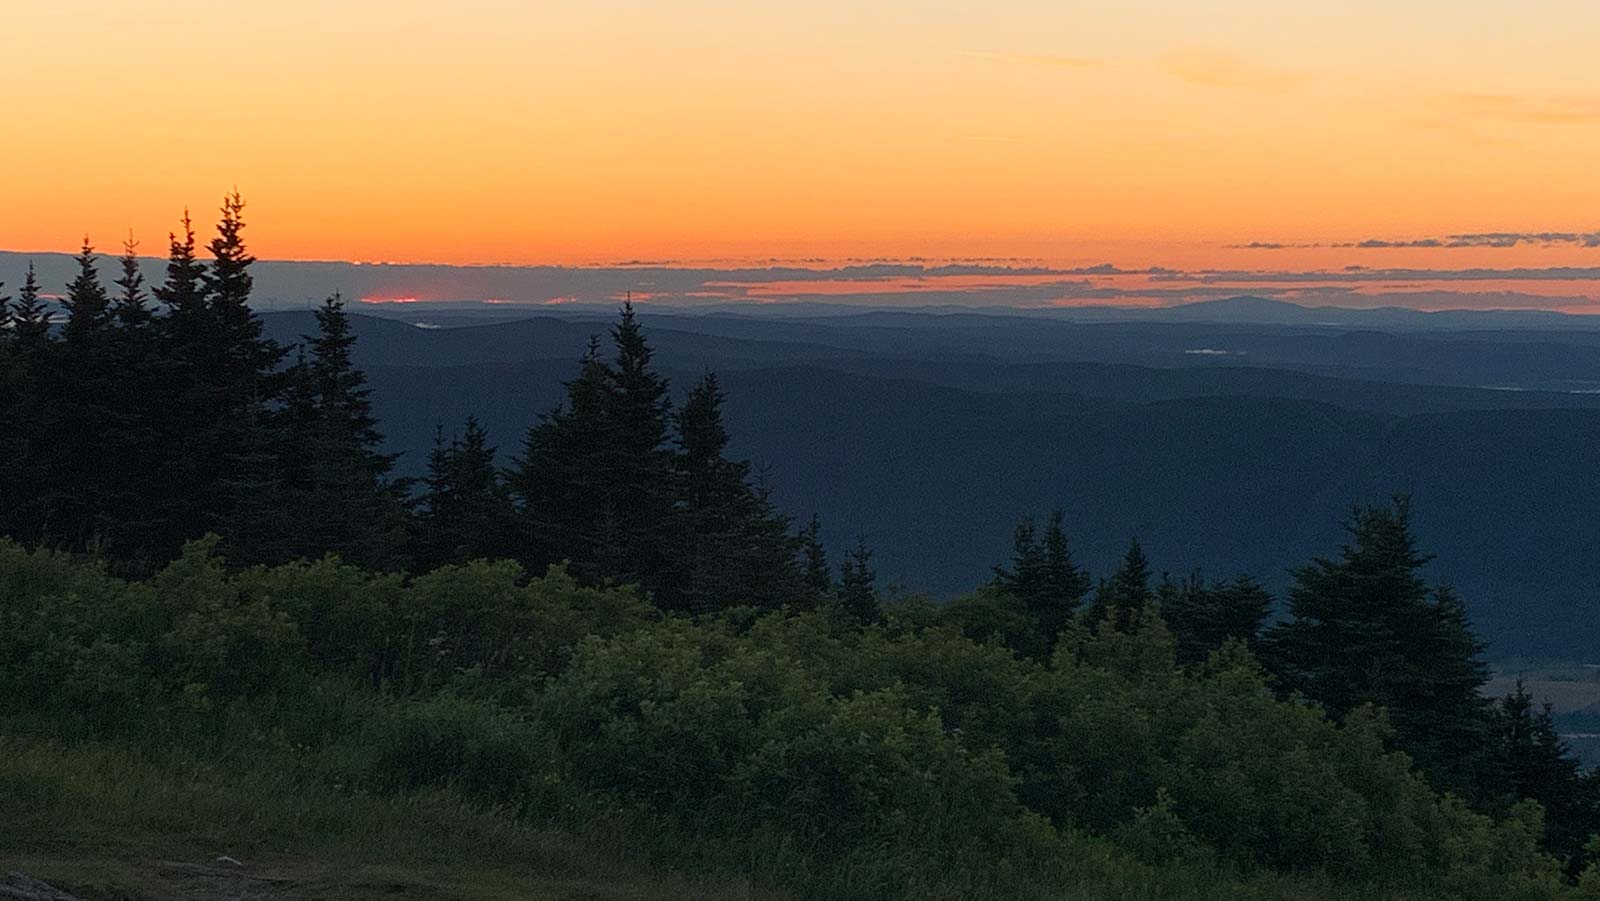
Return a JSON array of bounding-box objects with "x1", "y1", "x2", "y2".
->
[
  {"x1": 258, "y1": 306, "x2": 1600, "y2": 660},
  {"x1": 6, "y1": 248, "x2": 1600, "y2": 331}
]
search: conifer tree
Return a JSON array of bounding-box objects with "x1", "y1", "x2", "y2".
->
[
  {"x1": 200, "y1": 191, "x2": 282, "y2": 409},
  {"x1": 995, "y1": 510, "x2": 1089, "y2": 647},
  {"x1": 0, "y1": 265, "x2": 50, "y2": 542},
  {"x1": 994, "y1": 515, "x2": 1044, "y2": 599},
  {"x1": 9, "y1": 264, "x2": 50, "y2": 351},
  {"x1": 800, "y1": 513, "x2": 834, "y2": 602},
  {"x1": 838, "y1": 537, "x2": 881, "y2": 625},
  {"x1": 153, "y1": 210, "x2": 207, "y2": 345},
  {"x1": 1491, "y1": 682, "x2": 1599, "y2": 869},
  {"x1": 60, "y1": 238, "x2": 112, "y2": 342},
  {"x1": 238, "y1": 295, "x2": 406, "y2": 568},
  {"x1": 414, "y1": 418, "x2": 517, "y2": 570},
  {"x1": 187, "y1": 194, "x2": 285, "y2": 554},
  {"x1": 673, "y1": 371, "x2": 801, "y2": 611},
  {"x1": 1040, "y1": 511, "x2": 1090, "y2": 608},
  {"x1": 508, "y1": 305, "x2": 682, "y2": 602},
  {"x1": 306, "y1": 293, "x2": 394, "y2": 476},
  {"x1": 112, "y1": 235, "x2": 153, "y2": 329},
  {"x1": 603, "y1": 301, "x2": 678, "y2": 597},
  {"x1": 145, "y1": 212, "x2": 214, "y2": 554},
  {"x1": 100, "y1": 235, "x2": 169, "y2": 566},
  {"x1": 0, "y1": 278, "x2": 18, "y2": 535},
  {"x1": 508, "y1": 335, "x2": 617, "y2": 579},
  {"x1": 1266, "y1": 496, "x2": 1493, "y2": 798},
  {"x1": 1090, "y1": 538, "x2": 1153, "y2": 632},
  {"x1": 49, "y1": 241, "x2": 122, "y2": 550},
  {"x1": 1161, "y1": 573, "x2": 1273, "y2": 666}
]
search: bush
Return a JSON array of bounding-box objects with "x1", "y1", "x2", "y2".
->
[{"x1": 0, "y1": 538, "x2": 1582, "y2": 899}]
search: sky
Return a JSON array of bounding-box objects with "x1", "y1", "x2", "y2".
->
[{"x1": 5, "y1": 1, "x2": 1600, "y2": 310}]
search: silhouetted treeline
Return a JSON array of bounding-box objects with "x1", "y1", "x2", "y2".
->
[
  {"x1": 0, "y1": 197, "x2": 825, "y2": 611},
  {"x1": 0, "y1": 200, "x2": 409, "y2": 572}
]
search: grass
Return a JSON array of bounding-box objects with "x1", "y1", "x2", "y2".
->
[
  {"x1": 0, "y1": 734, "x2": 780, "y2": 901},
  {"x1": 0, "y1": 731, "x2": 1519, "y2": 901}
]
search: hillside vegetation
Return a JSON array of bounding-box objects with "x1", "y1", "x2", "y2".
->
[{"x1": 2, "y1": 538, "x2": 1594, "y2": 900}]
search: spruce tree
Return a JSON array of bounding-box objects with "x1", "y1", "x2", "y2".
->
[
  {"x1": 0, "y1": 279, "x2": 18, "y2": 537},
  {"x1": 508, "y1": 305, "x2": 681, "y2": 602},
  {"x1": 153, "y1": 210, "x2": 208, "y2": 347},
  {"x1": 49, "y1": 241, "x2": 121, "y2": 551},
  {"x1": 1491, "y1": 682, "x2": 1599, "y2": 869},
  {"x1": 415, "y1": 417, "x2": 517, "y2": 570},
  {"x1": 800, "y1": 513, "x2": 834, "y2": 603},
  {"x1": 674, "y1": 371, "x2": 801, "y2": 611},
  {"x1": 241, "y1": 295, "x2": 406, "y2": 568},
  {"x1": 994, "y1": 515, "x2": 1044, "y2": 600},
  {"x1": 147, "y1": 212, "x2": 213, "y2": 555},
  {"x1": 1266, "y1": 497, "x2": 1493, "y2": 798},
  {"x1": 189, "y1": 194, "x2": 286, "y2": 557},
  {"x1": 1090, "y1": 538, "x2": 1153, "y2": 632},
  {"x1": 9, "y1": 264, "x2": 50, "y2": 351},
  {"x1": 200, "y1": 191, "x2": 282, "y2": 411},
  {"x1": 995, "y1": 510, "x2": 1089, "y2": 648},
  {"x1": 0, "y1": 265, "x2": 50, "y2": 543},
  {"x1": 112, "y1": 235, "x2": 153, "y2": 329},
  {"x1": 837, "y1": 537, "x2": 881, "y2": 625},
  {"x1": 1040, "y1": 511, "x2": 1090, "y2": 608},
  {"x1": 101, "y1": 236, "x2": 168, "y2": 567},
  {"x1": 60, "y1": 238, "x2": 112, "y2": 342},
  {"x1": 508, "y1": 335, "x2": 617, "y2": 579},
  {"x1": 1162, "y1": 573, "x2": 1273, "y2": 666},
  {"x1": 603, "y1": 301, "x2": 678, "y2": 598}
]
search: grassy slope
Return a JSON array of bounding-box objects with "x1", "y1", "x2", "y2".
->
[
  {"x1": 0, "y1": 736, "x2": 776, "y2": 901},
  {"x1": 2, "y1": 734, "x2": 1451, "y2": 901}
]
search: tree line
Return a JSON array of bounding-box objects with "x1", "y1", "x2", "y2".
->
[
  {"x1": 0, "y1": 196, "x2": 819, "y2": 613},
  {"x1": 1, "y1": 195, "x2": 1596, "y2": 873}
]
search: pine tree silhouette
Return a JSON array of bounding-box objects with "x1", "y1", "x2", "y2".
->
[
  {"x1": 800, "y1": 513, "x2": 834, "y2": 603},
  {"x1": 415, "y1": 417, "x2": 517, "y2": 570},
  {"x1": 1090, "y1": 538, "x2": 1153, "y2": 632},
  {"x1": 1491, "y1": 682, "x2": 1599, "y2": 870},
  {"x1": 184, "y1": 193, "x2": 286, "y2": 559},
  {"x1": 1266, "y1": 496, "x2": 1493, "y2": 799},
  {"x1": 838, "y1": 537, "x2": 881, "y2": 625},
  {"x1": 0, "y1": 265, "x2": 50, "y2": 542},
  {"x1": 1161, "y1": 573, "x2": 1272, "y2": 666},
  {"x1": 674, "y1": 371, "x2": 802, "y2": 611},
  {"x1": 9, "y1": 264, "x2": 50, "y2": 350},
  {"x1": 508, "y1": 334, "x2": 617, "y2": 579},
  {"x1": 238, "y1": 294, "x2": 407, "y2": 568}
]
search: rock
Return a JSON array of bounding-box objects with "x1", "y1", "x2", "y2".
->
[
  {"x1": 0, "y1": 872, "x2": 84, "y2": 901},
  {"x1": 213, "y1": 856, "x2": 244, "y2": 868}
]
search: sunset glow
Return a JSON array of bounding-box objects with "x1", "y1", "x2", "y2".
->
[{"x1": 5, "y1": 1, "x2": 1600, "y2": 306}]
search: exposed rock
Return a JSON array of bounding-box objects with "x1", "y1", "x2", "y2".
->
[{"x1": 0, "y1": 872, "x2": 84, "y2": 901}]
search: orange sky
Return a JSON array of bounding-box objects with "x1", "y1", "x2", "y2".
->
[{"x1": 4, "y1": 1, "x2": 1600, "y2": 276}]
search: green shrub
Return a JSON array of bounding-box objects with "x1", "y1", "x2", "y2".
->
[
  {"x1": 363, "y1": 695, "x2": 542, "y2": 805},
  {"x1": 0, "y1": 538, "x2": 1582, "y2": 900}
]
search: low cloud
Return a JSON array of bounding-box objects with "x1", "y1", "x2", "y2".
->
[
  {"x1": 3, "y1": 252, "x2": 1597, "y2": 316},
  {"x1": 1241, "y1": 232, "x2": 1600, "y2": 251}
]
